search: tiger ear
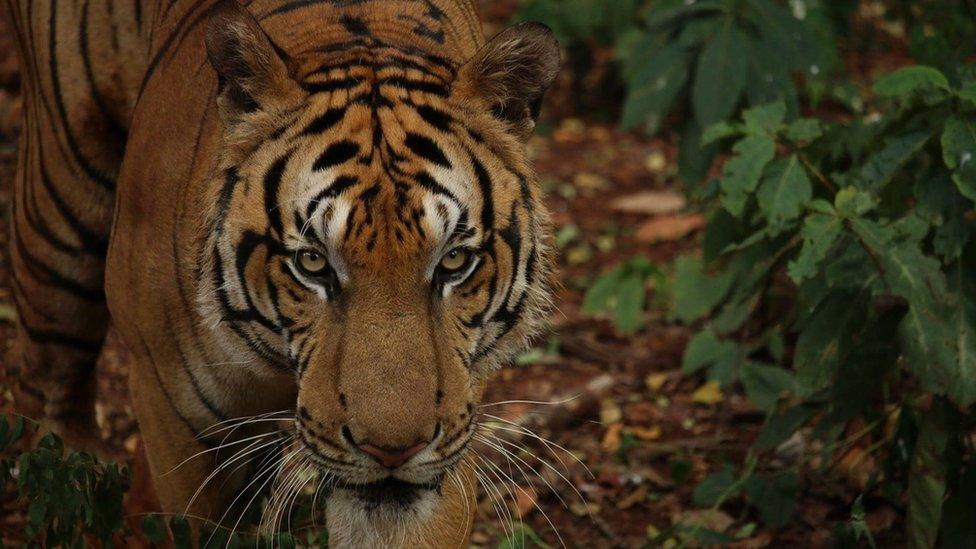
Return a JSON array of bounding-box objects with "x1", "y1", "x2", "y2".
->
[
  {"x1": 205, "y1": 0, "x2": 301, "y2": 121},
  {"x1": 456, "y1": 22, "x2": 560, "y2": 141}
]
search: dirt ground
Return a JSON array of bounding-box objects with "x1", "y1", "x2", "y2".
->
[{"x1": 0, "y1": 4, "x2": 908, "y2": 547}]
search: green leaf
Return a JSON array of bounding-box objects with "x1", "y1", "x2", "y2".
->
[
  {"x1": 857, "y1": 130, "x2": 935, "y2": 192},
  {"x1": 692, "y1": 20, "x2": 748, "y2": 128},
  {"x1": 756, "y1": 155, "x2": 813, "y2": 231},
  {"x1": 171, "y1": 516, "x2": 193, "y2": 549},
  {"x1": 720, "y1": 135, "x2": 777, "y2": 216},
  {"x1": 941, "y1": 116, "x2": 976, "y2": 202},
  {"x1": 945, "y1": 265, "x2": 976, "y2": 407},
  {"x1": 743, "y1": 34, "x2": 799, "y2": 117},
  {"x1": 683, "y1": 329, "x2": 738, "y2": 376},
  {"x1": 701, "y1": 121, "x2": 741, "y2": 145},
  {"x1": 958, "y1": 80, "x2": 976, "y2": 107},
  {"x1": 788, "y1": 209, "x2": 843, "y2": 283},
  {"x1": 834, "y1": 187, "x2": 877, "y2": 218},
  {"x1": 754, "y1": 404, "x2": 819, "y2": 450},
  {"x1": 621, "y1": 42, "x2": 689, "y2": 133},
  {"x1": 670, "y1": 255, "x2": 735, "y2": 323},
  {"x1": 784, "y1": 118, "x2": 824, "y2": 142},
  {"x1": 873, "y1": 66, "x2": 950, "y2": 99},
  {"x1": 742, "y1": 101, "x2": 786, "y2": 136},
  {"x1": 907, "y1": 404, "x2": 948, "y2": 549},
  {"x1": 679, "y1": 120, "x2": 719, "y2": 187},
  {"x1": 940, "y1": 465, "x2": 976, "y2": 548},
  {"x1": 142, "y1": 515, "x2": 167, "y2": 546},
  {"x1": 793, "y1": 293, "x2": 865, "y2": 396},
  {"x1": 644, "y1": 0, "x2": 725, "y2": 31},
  {"x1": 740, "y1": 362, "x2": 795, "y2": 413},
  {"x1": 744, "y1": 472, "x2": 798, "y2": 527},
  {"x1": 582, "y1": 268, "x2": 625, "y2": 313},
  {"x1": 612, "y1": 274, "x2": 646, "y2": 334},
  {"x1": 693, "y1": 466, "x2": 737, "y2": 507}
]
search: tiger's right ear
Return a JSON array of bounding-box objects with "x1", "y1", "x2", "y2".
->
[{"x1": 205, "y1": 0, "x2": 302, "y2": 122}]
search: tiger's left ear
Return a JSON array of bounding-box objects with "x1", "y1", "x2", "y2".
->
[
  {"x1": 205, "y1": 0, "x2": 302, "y2": 123},
  {"x1": 456, "y1": 23, "x2": 560, "y2": 141}
]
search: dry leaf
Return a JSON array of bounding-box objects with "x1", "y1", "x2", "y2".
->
[
  {"x1": 600, "y1": 398, "x2": 623, "y2": 424},
  {"x1": 602, "y1": 422, "x2": 623, "y2": 452},
  {"x1": 644, "y1": 150, "x2": 668, "y2": 173},
  {"x1": 645, "y1": 372, "x2": 670, "y2": 392},
  {"x1": 635, "y1": 214, "x2": 705, "y2": 243},
  {"x1": 610, "y1": 191, "x2": 686, "y2": 215},
  {"x1": 570, "y1": 502, "x2": 601, "y2": 516},
  {"x1": 626, "y1": 425, "x2": 663, "y2": 441},
  {"x1": 574, "y1": 172, "x2": 608, "y2": 190},
  {"x1": 617, "y1": 485, "x2": 649, "y2": 510},
  {"x1": 671, "y1": 509, "x2": 735, "y2": 533},
  {"x1": 836, "y1": 447, "x2": 875, "y2": 490},
  {"x1": 692, "y1": 380, "x2": 725, "y2": 405},
  {"x1": 512, "y1": 486, "x2": 538, "y2": 519}
]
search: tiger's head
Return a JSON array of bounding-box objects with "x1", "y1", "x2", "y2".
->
[{"x1": 198, "y1": 0, "x2": 559, "y2": 529}]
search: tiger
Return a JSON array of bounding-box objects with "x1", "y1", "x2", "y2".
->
[{"x1": 5, "y1": 0, "x2": 559, "y2": 545}]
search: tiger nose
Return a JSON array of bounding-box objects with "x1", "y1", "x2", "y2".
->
[
  {"x1": 343, "y1": 426, "x2": 430, "y2": 469},
  {"x1": 357, "y1": 441, "x2": 429, "y2": 469}
]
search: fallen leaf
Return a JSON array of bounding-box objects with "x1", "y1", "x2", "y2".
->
[
  {"x1": 0, "y1": 303, "x2": 16, "y2": 322},
  {"x1": 835, "y1": 447, "x2": 875, "y2": 490},
  {"x1": 635, "y1": 214, "x2": 706, "y2": 243},
  {"x1": 626, "y1": 425, "x2": 663, "y2": 441},
  {"x1": 570, "y1": 502, "x2": 601, "y2": 516},
  {"x1": 574, "y1": 172, "x2": 608, "y2": 190},
  {"x1": 617, "y1": 485, "x2": 649, "y2": 510},
  {"x1": 644, "y1": 150, "x2": 668, "y2": 173},
  {"x1": 645, "y1": 372, "x2": 670, "y2": 392},
  {"x1": 692, "y1": 381, "x2": 725, "y2": 405},
  {"x1": 671, "y1": 509, "x2": 735, "y2": 533},
  {"x1": 553, "y1": 117, "x2": 586, "y2": 143},
  {"x1": 600, "y1": 399, "x2": 623, "y2": 424},
  {"x1": 602, "y1": 422, "x2": 623, "y2": 452},
  {"x1": 512, "y1": 486, "x2": 538, "y2": 519},
  {"x1": 610, "y1": 191, "x2": 686, "y2": 215}
]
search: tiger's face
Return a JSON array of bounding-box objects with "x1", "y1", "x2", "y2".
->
[{"x1": 200, "y1": 2, "x2": 559, "y2": 522}]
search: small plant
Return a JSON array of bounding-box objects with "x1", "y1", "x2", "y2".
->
[
  {"x1": 0, "y1": 415, "x2": 330, "y2": 547},
  {"x1": 671, "y1": 62, "x2": 976, "y2": 545},
  {"x1": 582, "y1": 256, "x2": 665, "y2": 335}
]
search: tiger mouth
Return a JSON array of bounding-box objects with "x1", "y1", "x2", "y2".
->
[{"x1": 339, "y1": 477, "x2": 442, "y2": 510}]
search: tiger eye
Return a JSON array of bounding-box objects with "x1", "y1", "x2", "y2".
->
[
  {"x1": 297, "y1": 250, "x2": 329, "y2": 275},
  {"x1": 439, "y1": 248, "x2": 470, "y2": 272}
]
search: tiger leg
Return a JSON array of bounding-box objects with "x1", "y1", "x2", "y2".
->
[{"x1": 6, "y1": 0, "x2": 124, "y2": 452}]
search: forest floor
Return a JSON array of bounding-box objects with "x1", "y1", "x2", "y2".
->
[{"x1": 0, "y1": 4, "x2": 908, "y2": 547}]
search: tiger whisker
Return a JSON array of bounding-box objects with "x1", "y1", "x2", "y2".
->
[
  {"x1": 184, "y1": 434, "x2": 286, "y2": 518},
  {"x1": 473, "y1": 454, "x2": 519, "y2": 543},
  {"x1": 218, "y1": 442, "x2": 286, "y2": 548},
  {"x1": 470, "y1": 457, "x2": 514, "y2": 542},
  {"x1": 164, "y1": 430, "x2": 283, "y2": 476},
  {"x1": 477, "y1": 428, "x2": 588, "y2": 507},
  {"x1": 476, "y1": 450, "x2": 567, "y2": 549},
  {"x1": 480, "y1": 413, "x2": 594, "y2": 478}
]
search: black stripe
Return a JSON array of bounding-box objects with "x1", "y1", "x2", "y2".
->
[
  {"x1": 264, "y1": 153, "x2": 291, "y2": 237},
  {"x1": 416, "y1": 105, "x2": 453, "y2": 132},
  {"x1": 312, "y1": 141, "x2": 359, "y2": 171},
  {"x1": 405, "y1": 133, "x2": 451, "y2": 168},
  {"x1": 304, "y1": 175, "x2": 359, "y2": 218},
  {"x1": 48, "y1": 0, "x2": 115, "y2": 190},
  {"x1": 301, "y1": 107, "x2": 346, "y2": 136},
  {"x1": 414, "y1": 171, "x2": 459, "y2": 205}
]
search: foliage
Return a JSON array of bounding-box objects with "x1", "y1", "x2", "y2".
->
[
  {"x1": 1, "y1": 416, "x2": 127, "y2": 547},
  {"x1": 519, "y1": 0, "x2": 839, "y2": 186},
  {"x1": 0, "y1": 416, "x2": 329, "y2": 547},
  {"x1": 589, "y1": 66, "x2": 976, "y2": 544}
]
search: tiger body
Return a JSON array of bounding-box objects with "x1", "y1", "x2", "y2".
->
[{"x1": 7, "y1": 0, "x2": 558, "y2": 545}]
